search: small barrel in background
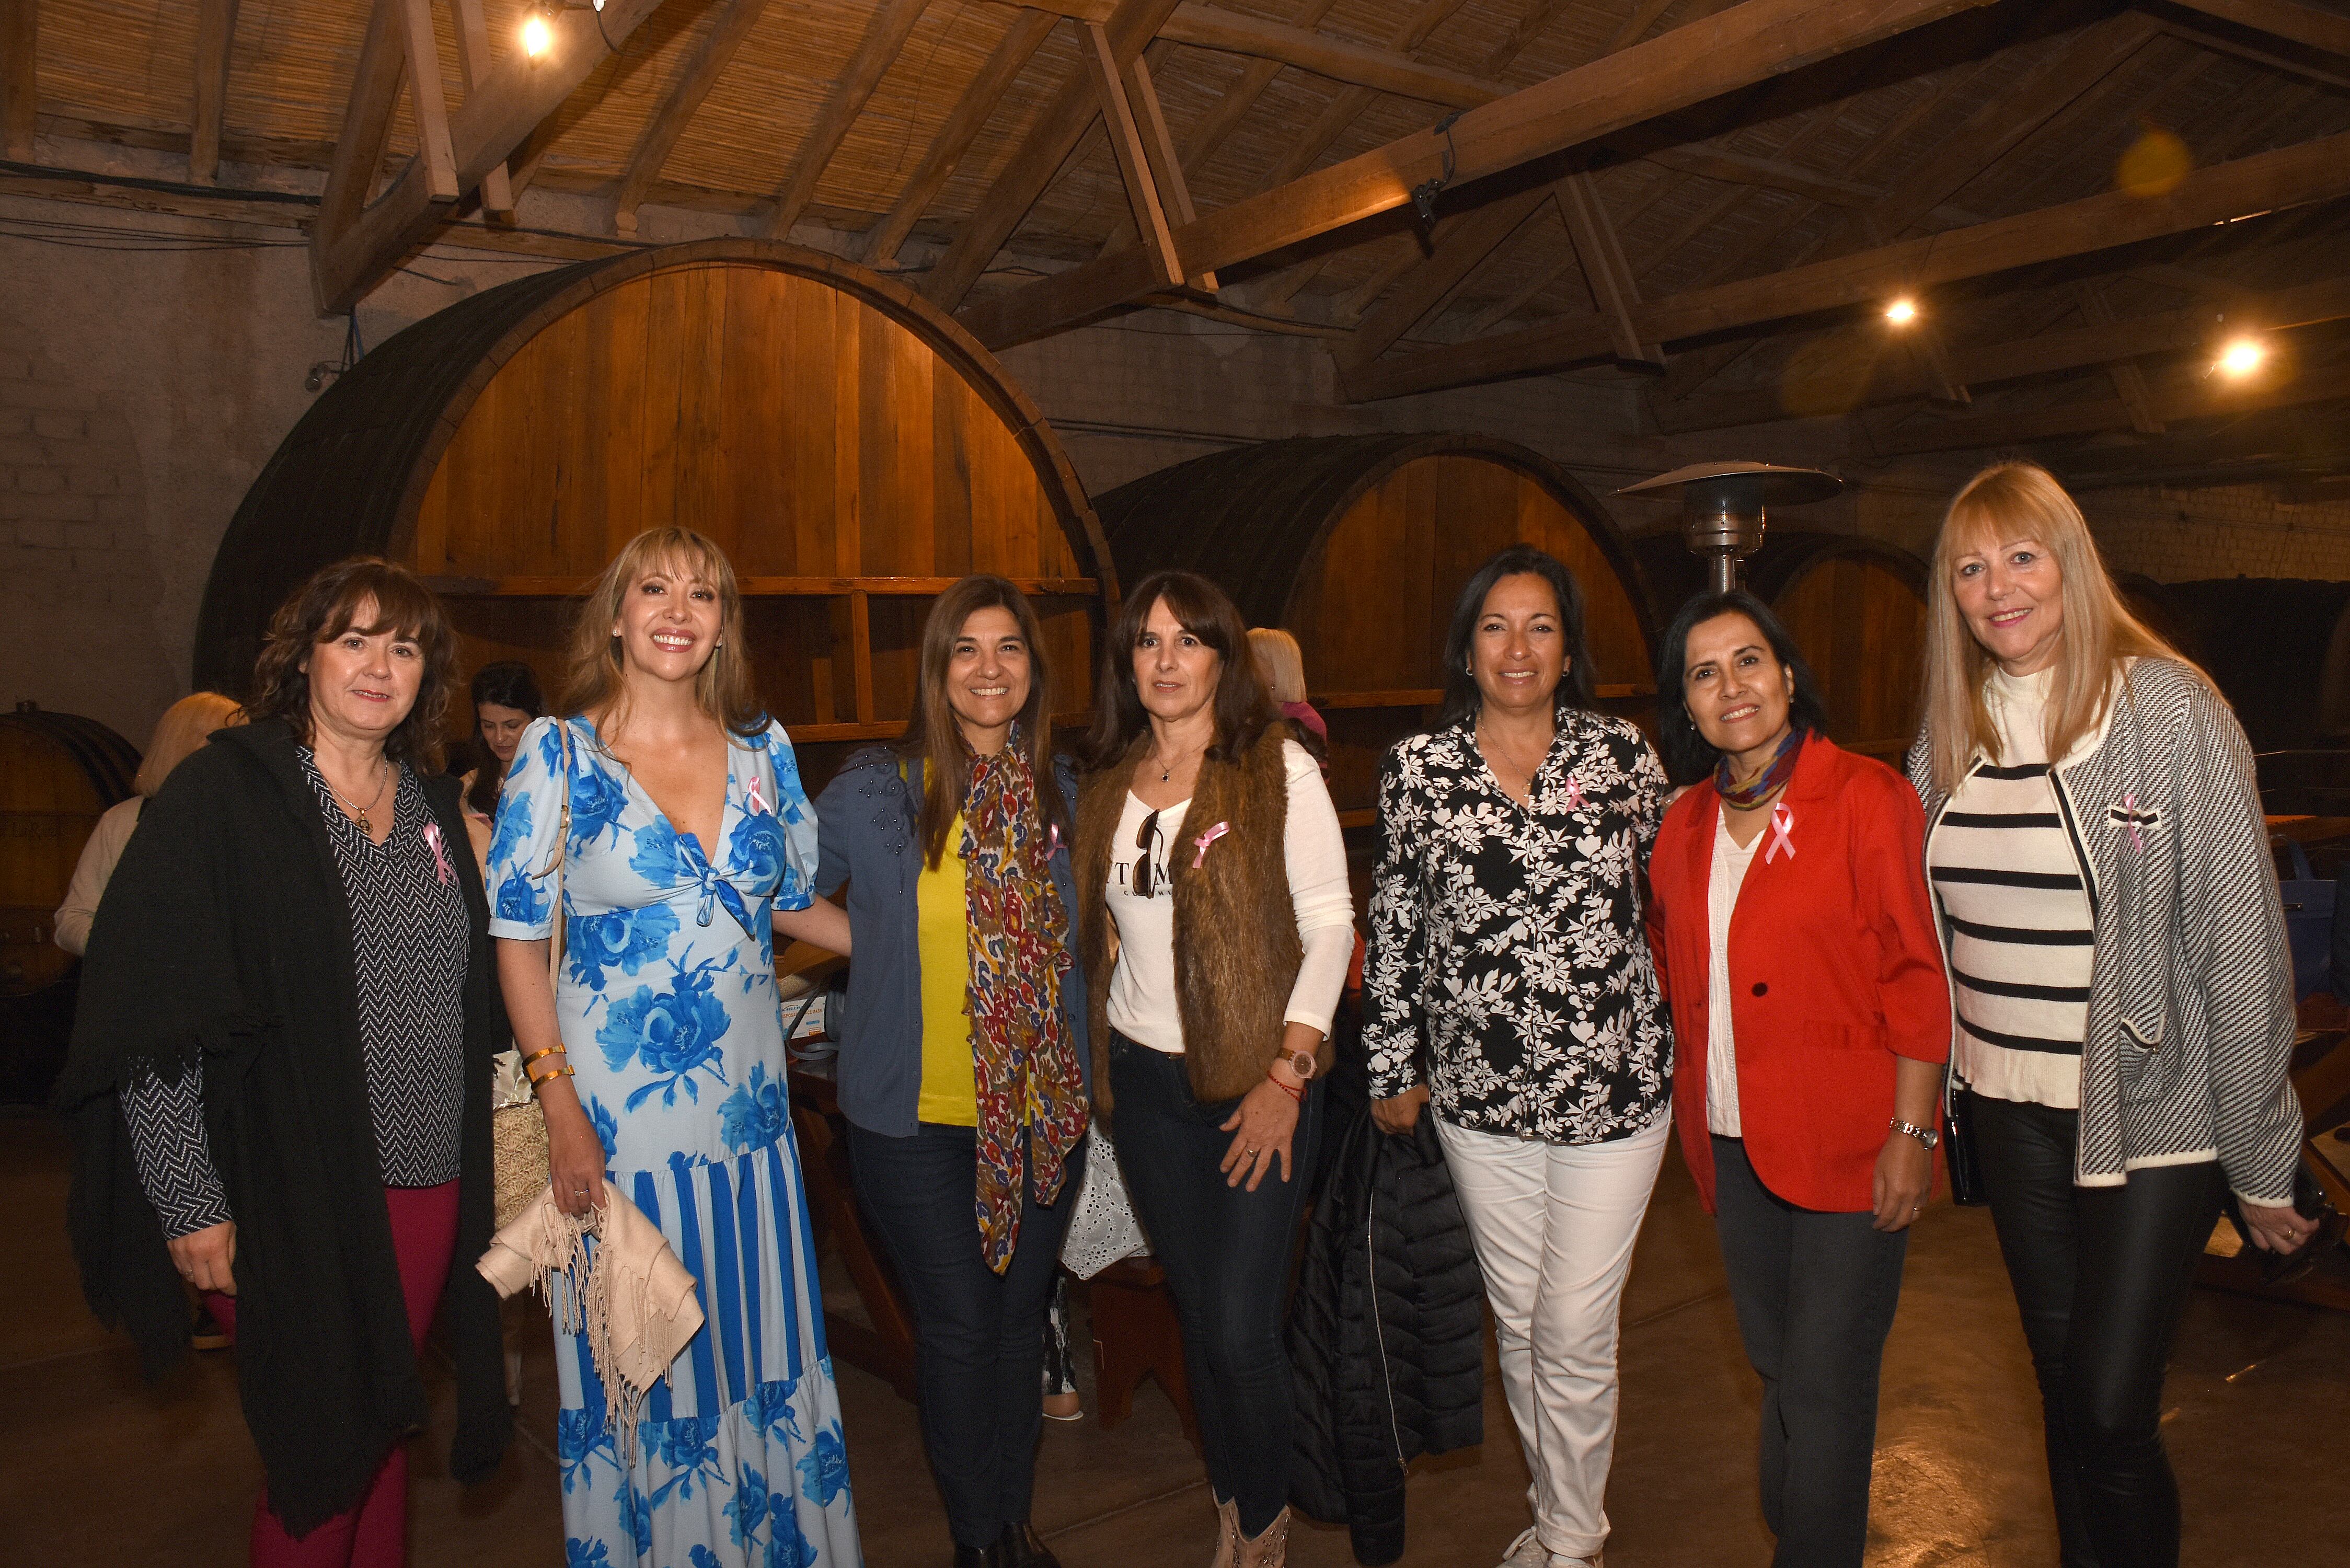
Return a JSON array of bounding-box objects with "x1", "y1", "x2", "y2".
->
[
  {"x1": 0, "y1": 703, "x2": 140, "y2": 1105},
  {"x1": 1094, "y1": 434, "x2": 1658, "y2": 824}
]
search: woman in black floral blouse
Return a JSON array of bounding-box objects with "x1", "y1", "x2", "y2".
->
[{"x1": 1365, "y1": 544, "x2": 1673, "y2": 1568}]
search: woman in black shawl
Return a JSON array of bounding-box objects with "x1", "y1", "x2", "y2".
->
[{"x1": 55, "y1": 558, "x2": 511, "y2": 1564}]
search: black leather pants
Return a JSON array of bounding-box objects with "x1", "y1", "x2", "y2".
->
[{"x1": 1966, "y1": 1092, "x2": 2223, "y2": 1568}]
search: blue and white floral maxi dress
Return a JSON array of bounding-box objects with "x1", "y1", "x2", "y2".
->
[{"x1": 488, "y1": 715, "x2": 863, "y2": 1568}]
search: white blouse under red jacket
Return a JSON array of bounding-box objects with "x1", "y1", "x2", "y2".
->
[{"x1": 1645, "y1": 734, "x2": 1952, "y2": 1214}]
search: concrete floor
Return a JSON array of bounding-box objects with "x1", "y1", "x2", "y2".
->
[{"x1": 4, "y1": 1111, "x2": 2342, "y2": 1568}]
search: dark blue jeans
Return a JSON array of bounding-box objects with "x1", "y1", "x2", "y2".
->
[
  {"x1": 1107, "y1": 1033, "x2": 1322, "y2": 1536},
  {"x1": 848, "y1": 1121, "x2": 1081, "y2": 1549}
]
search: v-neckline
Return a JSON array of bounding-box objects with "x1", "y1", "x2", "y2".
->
[{"x1": 575, "y1": 715, "x2": 740, "y2": 875}]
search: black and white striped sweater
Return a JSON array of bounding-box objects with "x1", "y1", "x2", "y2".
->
[{"x1": 1909, "y1": 658, "x2": 2302, "y2": 1204}]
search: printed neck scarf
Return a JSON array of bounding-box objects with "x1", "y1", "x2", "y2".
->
[
  {"x1": 1715, "y1": 727, "x2": 1804, "y2": 810},
  {"x1": 962, "y1": 733, "x2": 1087, "y2": 1273}
]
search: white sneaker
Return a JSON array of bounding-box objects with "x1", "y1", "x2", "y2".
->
[{"x1": 1497, "y1": 1528, "x2": 1548, "y2": 1568}]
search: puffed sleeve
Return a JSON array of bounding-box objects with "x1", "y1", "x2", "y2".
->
[
  {"x1": 766, "y1": 721, "x2": 817, "y2": 914},
  {"x1": 485, "y1": 718, "x2": 567, "y2": 941}
]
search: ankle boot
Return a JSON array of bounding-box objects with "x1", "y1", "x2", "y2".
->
[
  {"x1": 1235, "y1": 1507, "x2": 1290, "y2": 1568},
  {"x1": 1209, "y1": 1495, "x2": 1240, "y2": 1568},
  {"x1": 998, "y1": 1521, "x2": 1060, "y2": 1568},
  {"x1": 952, "y1": 1540, "x2": 1004, "y2": 1568}
]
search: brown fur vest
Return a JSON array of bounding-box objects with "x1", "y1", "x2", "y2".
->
[{"x1": 1076, "y1": 724, "x2": 1330, "y2": 1118}]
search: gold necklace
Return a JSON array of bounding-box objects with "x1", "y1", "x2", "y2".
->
[
  {"x1": 1478, "y1": 720, "x2": 1549, "y2": 791},
  {"x1": 322, "y1": 757, "x2": 391, "y2": 836}
]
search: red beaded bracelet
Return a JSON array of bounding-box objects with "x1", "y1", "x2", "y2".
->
[{"x1": 1266, "y1": 1072, "x2": 1304, "y2": 1104}]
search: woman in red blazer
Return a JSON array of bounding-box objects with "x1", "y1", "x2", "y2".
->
[{"x1": 1646, "y1": 591, "x2": 1950, "y2": 1568}]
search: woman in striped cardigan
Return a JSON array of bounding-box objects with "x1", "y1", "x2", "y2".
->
[{"x1": 1909, "y1": 463, "x2": 2312, "y2": 1568}]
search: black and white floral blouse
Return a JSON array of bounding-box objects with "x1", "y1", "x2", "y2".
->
[{"x1": 1364, "y1": 708, "x2": 1673, "y2": 1144}]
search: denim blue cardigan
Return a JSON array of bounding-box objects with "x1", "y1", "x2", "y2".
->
[{"x1": 812, "y1": 749, "x2": 1089, "y2": 1138}]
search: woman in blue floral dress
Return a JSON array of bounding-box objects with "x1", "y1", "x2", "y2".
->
[{"x1": 488, "y1": 527, "x2": 862, "y2": 1568}]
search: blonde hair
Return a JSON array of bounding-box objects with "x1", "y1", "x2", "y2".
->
[
  {"x1": 560, "y1": 528, "x2": 764, "y2": 736},
  {"x1": 1922, "y1": 463, "x2": 2195, "y2": 793},
  {"x1": 137, "y1": 691, "x2": 244, "y2": 797},
  {"x1": 1248, "y1": 626, "x2": 1308, "y2": 705}
]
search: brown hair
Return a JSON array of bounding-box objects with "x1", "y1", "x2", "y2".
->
[
  {"x1": 559, "y1": 527, "x2": 764, "y2": 737},
  {"x1": 897, "y1": 575, "x2": 1070, "y2": 869},
  {"x1": 245, "y1": 558, "x2": 458, "y2": 769},
  {"x1": 1084, "y1": 569, "x2": 1275, "y2": 770},
  {"x1": 1922, "y1": 462, "x2": 2200, "y2": 793},
  {"x1": 135, "y1": 691, "x2": 245, "y2": 797}
]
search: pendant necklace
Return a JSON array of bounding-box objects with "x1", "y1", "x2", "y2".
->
[{"x1": 324, "y1": 759, "x2": 391, "y2": 836}]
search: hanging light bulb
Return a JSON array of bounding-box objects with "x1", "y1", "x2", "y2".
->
[
  {"x1": 2215, "y1": 336, "x2": 2267, "y2": 378},
  {"x1": 1884, "y1": 297, "x2": 1919, "y2": 326},
  {"x1": 521, "y1": 12, "x2": 554, "y2": 59}
]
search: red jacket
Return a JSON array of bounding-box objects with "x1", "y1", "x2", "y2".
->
[{"x1": 1647, "y1": 735, "x2": 1950, "y2": 1214}]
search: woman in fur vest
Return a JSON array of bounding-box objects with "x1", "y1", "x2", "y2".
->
[{"x1": 1075, "y1": 569, "x2": 1355, "y2": 1567}]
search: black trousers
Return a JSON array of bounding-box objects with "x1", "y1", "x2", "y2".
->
[
  {"x1": 1966, "y1": 1092, "x2": 2224, "y2": 1568},
  {"x1": 1107, "y1": 1033, "x2": 1323, "y2": 1537},
  {"x1": 1711, "y1": 1136, "x2": 1908, "y2": 1568},
  {"x1": 848, "y1": 1121, "x2": 1081, "y2": 1549}
]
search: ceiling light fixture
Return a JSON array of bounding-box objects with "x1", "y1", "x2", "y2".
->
[
  {"x1": 1884, "y1": 297, "x2": 1918, "y2": 326},
  {"x1": 2215, "y1": 336, "x2": 2266, "y2": 378}
]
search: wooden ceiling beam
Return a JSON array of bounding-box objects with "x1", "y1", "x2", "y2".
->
[
  {"x1": 1082, "y1": 20, "x2": 1184, "y2": 286},
  {"x1": 925, "y1": 0, "x2": 1184, "y2": 311},
  {"x1": 862, "y1": 7, "x2": 1054, "y2": 267},
  {"x1": 313, "y1": 0, "x2": 673, "y2": 315},
  {"x1": 2073, "y1": 279, "x2": 2163, "y2": 433},
  {"x1": 1871, "y1": 352, "x2": 2350, "y2": 455},
  {"x1": 1, "y1": 0, "x2": 34, "y2": 163},
  {"x1": 190, "y1": 0, "x2": 237, "y2": 186},
  {"x1": 1340, "y1": 125, "x2": 2350, "y2": 402},
  {"x1": 1157, "y1": 4, "x2": 1497, "y2": 107},
  {"x1": 958, "y1": 0, "x2": 1995, "y2": 348},
  {"x1": 2165, "y1": 0, "x2": 2350, "y2": 59},
  {"x1": 395, "y1": 0, "x2": 458, "y2": 201},
  {"x1": 449, "y1": 0, "x2": 513, "y2": 221},
  {"x1": 765, "y1": 0, "x2": 932, "y2": 239},
  {"x1": 613, "y1": 0, "x2": 768, "y2": 237},
  {"x1": 1123, "y1": 45, "x2": 1217, "y2": 288},
  {"x1": 1339, "y1": 182, "x2": 1559, "y2": 367},
  {"x1": 1558, "y1": 169, "x2": 1664, "y2": 365}
]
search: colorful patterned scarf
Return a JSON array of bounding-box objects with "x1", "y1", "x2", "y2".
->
[
  {"x1": 962, "y1": 736, "x2": 1088, "y2": 1273},
  {"x1": 1715, "y1": 726, "x2": 1804, "y2": 809}
]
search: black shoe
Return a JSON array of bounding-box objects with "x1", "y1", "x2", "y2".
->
[
  {"x1": 952, "y1": 1542, "x2": 1004, "y2": 1568},
  {"x1": 999, "y1": 1522, "x2": 1060, "y2": 1568}
]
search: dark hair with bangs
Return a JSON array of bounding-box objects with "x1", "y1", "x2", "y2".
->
[
  {"x1": 465, "y1": 661, "x2": 546, "y2": 816},
  {"x1": 1437, "y1": 545, "x2": 1597, "y2": 727},
  {"x1": 1084, "y1": 569, "x2": 1275, "y2": 770},
  {"x1": 1652, "y1": 590, "x2": 1829, "y2": 786},
  {"x1": 898, "y1": 575, "x2": 1070, "y2": 869},
  {"x1": 245, "y1": 557, "x2": 459, "y2": 769}
]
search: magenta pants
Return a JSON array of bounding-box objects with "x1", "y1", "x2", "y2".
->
[{"x1": 208, "y1": 1181, "x2": 461, "y2": 1568}]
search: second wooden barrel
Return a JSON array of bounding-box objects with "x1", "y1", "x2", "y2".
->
[
  {"x1": 1633, "y1": 531, "x2": 1928, "y2": 763},
  {"x1": 1093, "y1": 434, "x2": 1656, "y2": 820}
]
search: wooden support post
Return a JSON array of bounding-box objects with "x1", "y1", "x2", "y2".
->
[
  {"x1": 396, "y1": 0, "x2": 459, "y2": 202},
  {"x1": 862, "y1": 7, "x2": 1054, "y2": 267},
  {"x1": 1123, "y1": 47, "x2": 1215, "y2": 290},
  {"x1": 849, "y1": 590, "x2": 876, "y2": 725},
  {"x1": 450, "y1": 0, "x2": 514, "y2": 219},
  {"x1": 2, "y1": 0, "x2": 37, "y2": 163},
  {"x1": 1556, "y1": 170, "x2": 1663, "y2": 366},
  {"x1": 1082, "y1": 20, "x2": 1183, "y2": 288},
  {"x1": 613, "y1": 0, "x2": 767, "y2": 236},
  {"x1": 765, "y1": 0, "x2": 931, "y2": 239},
  {"x1": 190, "y1": 0, "x2": 238, "y2": 186},
  {"x1": 2072, "y1": 280, "x2": 2161, "y2": 433}
]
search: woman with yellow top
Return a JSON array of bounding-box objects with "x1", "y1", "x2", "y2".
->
[{"x1": 811, "y1": 575, "x2": 1092, "y2": 1568}]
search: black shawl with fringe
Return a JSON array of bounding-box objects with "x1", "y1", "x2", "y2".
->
[{"x1": 53, "y1": 719, "x2": 512, "y2": 1535}]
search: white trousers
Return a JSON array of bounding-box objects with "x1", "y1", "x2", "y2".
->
[{"x1": 1435, "y1": 1112, "x2": 1671, "y2": 1560}]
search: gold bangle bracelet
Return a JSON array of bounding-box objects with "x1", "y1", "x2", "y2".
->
[
  {"x1": 528, "y1": 1064, "x2": 575, "y2": 1088},
  {"x1": 520, "y1": 1045, "x2": 563, "y2": 1066}
]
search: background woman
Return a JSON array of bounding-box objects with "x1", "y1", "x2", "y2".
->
[
  {"x1": 59, "y1": 559, "x2": 511, "y2": 1565},
  {"x1": 53, "y1": 690, "x2": 244, "y2": 959},
  {"x1": 1647, "y1": 590, "x2": 1949, "y2": 1567},
  {"x1": 486, "y1": 527, "x2": 860, "y2": 1568},
  {"x1": 812, "y1": 575, "x2": 1089, "y2": 1568},
  {"x1": 1076, "y1": 569, "x2": 1353, "y2": 1568},
  {"x1": 1911, "y1": 463, "x2": 2312, "y2": 1567},
  {"x1": 457, "y1": 661, "x2": 543, "y2": 868},
  {"x1": 1247, "y1": 626, "x2": 1328, "y2": 754},
  {"x1": 1364, "y1": 544, "x2": 1671, "y2": 1568}
]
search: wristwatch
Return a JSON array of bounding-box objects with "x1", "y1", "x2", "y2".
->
[
  {"x1": 1278, "y1": 1047, "x2": 1319, "y2": 1081},
  {"x1": 1890, "y1": 1117, "x2": 1940, "y2": 1150}
]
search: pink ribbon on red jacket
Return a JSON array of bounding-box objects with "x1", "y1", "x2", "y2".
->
[{"x1": 1763, "y1": 802, "x2": 1796, "y2": 864}]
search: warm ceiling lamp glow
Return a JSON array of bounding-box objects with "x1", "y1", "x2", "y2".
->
[
  {"x1": 1884, "y1": 297, "x2": 1918, "y2": 326},
  {"x1": 521, "y1": 14, "x2": 553, "y2": 57},
  {"x1": 2216, "y1": 336, "x2": 2267, "y2": 378}
]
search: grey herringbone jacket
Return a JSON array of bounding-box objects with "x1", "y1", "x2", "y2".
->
[{"x1": 1909, "y1": 658, "x2": 2302, "y2": 1205}]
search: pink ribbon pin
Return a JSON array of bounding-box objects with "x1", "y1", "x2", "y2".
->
[
  {"x1": 1564, "y1": 775, "x2": 1588, "y2": 810},
  {"x1": 1046, "y1": 822, "x2": 1063, "y2": 855},
  {"x1": 2119, "y1": 792, "x2": 2145, "y2": 851},
  {"x1": 1763, "y1": 802, "x2": 1796, "y2": 864},
  {"x1": 745, "y1": 776, "x2": 767, "y2": 817},
  {"x1": 422, "y1": 821, "x2": 453, "y2": 886},
  {"x1": 1192, "y1": 821, "x2": 1230, "y2": 868}
]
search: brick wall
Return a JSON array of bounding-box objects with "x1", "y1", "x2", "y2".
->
[{"x1": 2076, "y1": 483, "x2": 2350, "y2": 582}]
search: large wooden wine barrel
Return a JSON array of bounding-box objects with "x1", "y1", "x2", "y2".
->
[
  {"x1": 194, "y1": 239, "x2": 1112, "y2": 789},
  {"x1": 2162, "y1": 579, "x2": 2350, "y2": 753},
  {"x1": 1632, "y1": 531, "x2": 1928, "y2": 762},
  {"x1": 1093, "y1": 434, "x2": 1656, "y2": 821},
  {"x1": 0, "y1": 704, "x2": 140, "y2": 1104}
]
